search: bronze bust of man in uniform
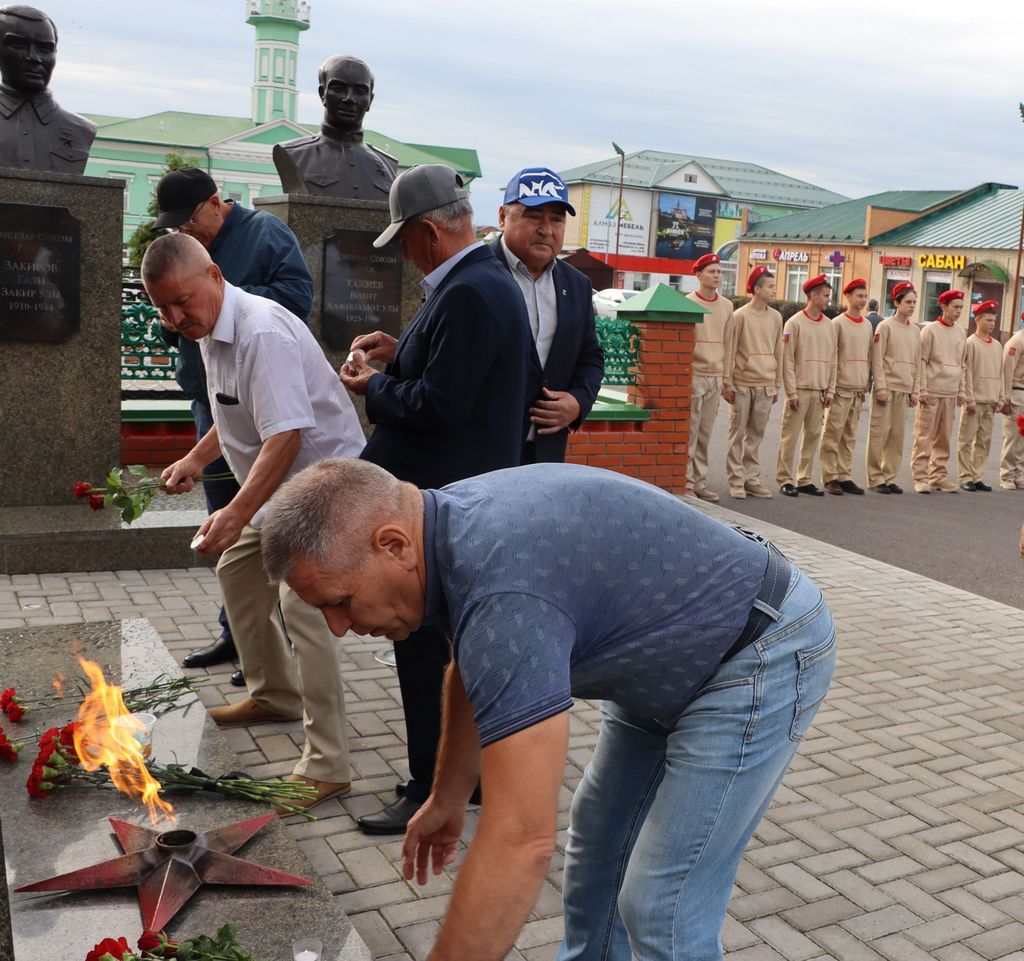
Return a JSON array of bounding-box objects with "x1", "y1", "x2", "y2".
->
[
  {"x1": 273, "y1": 54, "x2": 396, "y2": 199},
  {"x1": 0, "y1": 4, "x2": 95, "y2": 172}
]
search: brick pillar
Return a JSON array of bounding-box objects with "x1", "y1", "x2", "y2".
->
[{"x1": 625, "y1": 318, "x2": 696, "y2": 493}]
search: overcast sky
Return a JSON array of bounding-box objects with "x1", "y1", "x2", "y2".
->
[{"x1": 40, "y1": 0, "x2": 1024, "y2": 214}]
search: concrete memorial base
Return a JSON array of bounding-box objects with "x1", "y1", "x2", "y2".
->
[{"x1": 0, "y1": 619, "x2": 370, "y2": 960}]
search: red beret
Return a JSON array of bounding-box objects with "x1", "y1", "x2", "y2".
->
[
  {"x1": 891, "y1": 281, "x2": 915, "y2": 303},
  {"x1": 938, "y1": 289, "x2": 965, "y2": 305},
  {"x1": 692, "y1": 253, "x2": 720, "y2": 274},
  {"x1": 746, "y1": 265, "x2": 773, "y2": 293},
  {"x1": 973, "y1": 300, "x2": 999, "y2": 317},
  {"x1": 842, "y1": 277, "x2": 868, "y2": 296},
  {"x1": 803, "y1": 273, "x2": 831, "y2": 295}
]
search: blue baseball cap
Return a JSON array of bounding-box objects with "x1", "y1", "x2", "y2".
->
[{"x1": 502, "y1": 167, "x2": 576, "y2": 215}]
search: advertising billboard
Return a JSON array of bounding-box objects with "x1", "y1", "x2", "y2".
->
[
  {"x1": 655, "y1": 193, "x2": 717, "y2": 260},
  {"x1": 578, "y1": 184, "x2": 652, "y2": 257}
]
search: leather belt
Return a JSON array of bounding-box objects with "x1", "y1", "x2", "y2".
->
[{"x1": 722, "y1": 531, "x2": 793, "y2": 662}]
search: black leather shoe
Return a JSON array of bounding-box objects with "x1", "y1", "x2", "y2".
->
[
  {"x1": 182, "y1": 635, "x2": 237, "y2": 669},
  {"x1": 780, "y1": 484, "x2": 799, "y2": 497},
  {"x1": 872, "y1": 484, "x2": 892, "y2": 494},
  {"x1": 839, "y1": 480, "x2": 865, "y2": 495},
  {"x1": 961, "y1": 482, "x2": 977, "y2": 492},
  {"x1": 887, "y1": 483, "x2": 903, "y2": 494},
  {"x1": 796, "y1": 484, "x2": 825, "y2": 496},
  {"x1": 975, "y1": 481, "x2": 992, "y2": 491},
  {"x1": 230, "y1": 669, "x2": 246, "y2": 687},
  {"x1": 395, "y1": 781, "x2": 407, "y2": 798},
  {"x1": 358, "y1": 795, "x2": 424, "y2": 835}
]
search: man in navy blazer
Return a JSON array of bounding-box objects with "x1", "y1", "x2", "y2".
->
[
  {"x1": 340, "y1": 164, "x2": 531, "y2": 833},
  {"x1": 490, "y1": 167, "x2": 604, "y2": 463}
]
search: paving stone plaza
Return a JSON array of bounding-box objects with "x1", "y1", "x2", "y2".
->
[{"x1": 4, "y1": 499, "x2": 1024, "y2": 960}]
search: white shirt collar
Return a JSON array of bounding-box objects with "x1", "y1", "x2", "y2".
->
[{"x1": 209, "y1": 281, "x2": 237, "y2": 345}]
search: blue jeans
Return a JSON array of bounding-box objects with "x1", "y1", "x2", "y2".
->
[
  {"x1": 558, "y1": 569, "x2": 836, "y2": 961},
  {"x1": 192, "y1": 400, "x2": 240, "y2": 642}
]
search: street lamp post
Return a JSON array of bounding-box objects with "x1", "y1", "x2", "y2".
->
[{"x1": 612, "y1": 142, "x2": 625, "y2": 287}]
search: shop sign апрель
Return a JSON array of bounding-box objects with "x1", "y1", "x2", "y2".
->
[
  {"x1": 773, "y1": 248, "x2": 809, "y2": 263},
  {"x1": 917, "y1": 253, "x2": 966, "y2": 270}
]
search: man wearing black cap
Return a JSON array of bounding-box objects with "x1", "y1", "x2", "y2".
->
[
  {"x1": 339, "y1": 163, "x2": 531, "y2": 834},
  {"x1": 154, "y1": 167, "x2": 313, "y2": 672},
  {"x1": 489, "y1": 166, "x2": 603, "y2": 464},
  {"x1": 776, "y1": 274, "x2": 837, "y2": 497}
]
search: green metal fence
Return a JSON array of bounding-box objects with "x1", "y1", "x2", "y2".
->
[{"x1": 595, "y1": 314, "x2": 640, "y2": 386}]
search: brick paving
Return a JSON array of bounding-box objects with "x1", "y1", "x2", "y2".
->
[{"x1": 5, "y1": 500, "x2": 1024, "y2": 960}]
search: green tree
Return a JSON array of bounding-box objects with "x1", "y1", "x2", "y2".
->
[{"x1": 126, "y1": 152, "x2": 202, "y2": 267}]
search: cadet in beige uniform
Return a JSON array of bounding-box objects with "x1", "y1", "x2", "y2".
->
[
  {"x1": 911, "y1": 289, "x2": 967, "y2": 492},
  {"x1": 1000, "y1": 315, "x2": 1024, "y2": 489},
  {"x1": 776, "y1": 274, "x2": 837, "y2": 497},
  {"x1": 867, "y1": 282, "x2": 921, "y2": 493},
  {"x1": 820, "y1": 278, "x2": 872, "y2": 495},
  {"x1": 686, "y1": 253, "x2": 732, "y2": 502},
  {"x1": 722, "y1": 265, "x2": 783, "y2": 499},
  {"x1": 957, "y1": 301, "x2": 1005, "y2": 491}
]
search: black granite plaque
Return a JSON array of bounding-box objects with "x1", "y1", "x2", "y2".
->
[
  {"x1": 0, "y1": 203, "x2": 81, "y2": 343},
  {"x1": 322, "y1": 228, "x2": 403, "y2": 350}
]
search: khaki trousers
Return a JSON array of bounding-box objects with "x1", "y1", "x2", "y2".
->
[
  {"x1": 726, "y1": 386, "x2": 774, "y2": 487},
  {"x1": 820, "y1": 387, "x2": 865, "y2": 484},
  {"x1": 218, "y1": 524, "x2": 350, "y2": 783},
  {"x1": 1000, "y1": 390, "x2": 1024, "y2": 485},
  {"x1": 688, "y1": 375, "x2": 721, "y2": 491},
  {"x1": 866, "y1": 390, "x2": 909, "y2": 487},
  {"x1": 776, "y1": 388, "x2": 825, "y2": 487},
  {"x1": 911, "y1": 396, "x2": 956, "y2": 485},
  {"x1": 957, "y1": 404, "x2": 996, "y2": 484}
]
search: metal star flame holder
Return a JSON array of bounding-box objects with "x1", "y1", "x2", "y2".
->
[{"x1": 16, "y1": 813, "x2": 311, "y2": 931}]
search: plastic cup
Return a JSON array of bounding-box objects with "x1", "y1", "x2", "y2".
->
[{"x1": 112, "y1": 711, "x2": 156, "y2": 758}]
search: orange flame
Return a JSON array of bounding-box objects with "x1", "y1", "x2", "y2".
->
[
  {"x1": 72, "y1": 657, "x2": 174, "y2": 825},
  {"x1": 52, "y1": 673, "x2": 65, "y2": 698}
]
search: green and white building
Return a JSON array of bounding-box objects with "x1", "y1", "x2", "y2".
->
[{"x1": 83, "y1": 1, "x2": 481, "y2": 245}]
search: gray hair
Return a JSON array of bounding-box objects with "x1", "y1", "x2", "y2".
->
[
  {"x1": 141, "y1": 233, "x2": 210, "y2": 287},
  {"x1": 416, "y1": 198, "x2": 473, "y2": 232},
  {"x1": 262, "y1": 458, "x2": 405, "y2": 583}
]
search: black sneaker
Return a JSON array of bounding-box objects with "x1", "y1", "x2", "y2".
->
[
  {"x1": 961, "y1": 482, "x2": 977, "y2": 492},
  {"x1": 887, "y1": 483, "x2": 903, "y2": 494},
  {"x1": 839, "y1": 480, "x2": 865, "y2": 494},
  {"x1": 873, "y1": 484, "x2": 892, "y2": 494},
  {"x1": 975, "y1": 480, "x2": 992, "y2": 492},
  {"x1": 796, "y1": 483, "x2": 825, "y2": 497},
  {"x1": 780, "y1": 483, "x2": 799, "y2": 497}
]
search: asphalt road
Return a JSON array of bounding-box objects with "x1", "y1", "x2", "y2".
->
[{"x1": 695, "y1": 395, "x2": 1024, "y2": 610}]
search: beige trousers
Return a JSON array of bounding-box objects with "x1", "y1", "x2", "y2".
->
[
  {"x1": 218, "y1": 524, "x2": 350, "y2": 783},
  {"x1": 688, "y1": 375, "x2": 721, "y2": 491},
  {"x1": 726, "y1": 386, "x2": 774, "y2": 487},
  {"x1": 1000, "y1": 391, "x2": 1024, "y2": 485},
  {"x1": 820, "y1": 387, "x2": 865, "y2": 484},
  {"x1": 911, "y1": 396, "x2": 956, "y2": 485},
  {"x1": 776, "y1": 388, "x2": 825, "y2": 487},
  {"x1": 866, "y1": 390, "x2": 909, "y2": 487},
  {"x1": 957, "y1": 404, "x2": 996, "y2": 484}
]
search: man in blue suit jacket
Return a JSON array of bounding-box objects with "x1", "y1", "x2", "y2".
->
[
  {"x1": 340, "y1": 164, "x2": 531, "y2": 833},
  {"x1": 489, "y1": 167, "x2": 604, "y2": 463}
]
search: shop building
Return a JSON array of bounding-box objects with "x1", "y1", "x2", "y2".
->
[
  {"x1": 738, "y1": 184, "x2": 1018, "y2": 331},
  {"x1": 558, "y1": 150, "x2": 847, "y2": 295}
]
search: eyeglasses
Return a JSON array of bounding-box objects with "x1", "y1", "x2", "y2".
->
[{"x1": 175, "y1": 198, "x2": 210, "y2": 233}]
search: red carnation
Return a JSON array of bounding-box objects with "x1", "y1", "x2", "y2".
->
[
  {"x1": 5, "y1": 701, "x2": 24, "y2": 722},
  {"x1": 0, "y1": 728, "x2": 19, "y2": 763},
  {"x1": 26, "y1": 769, "x2": 47, "y2": 797},
  {"x1": 84, "y1": 936, "x2": 132, "y2": 961},
  {"x1": 138, "y1": 930, "x2": 178, "y2": 956},
  {"x1": 73, "y1": 481, "x2": 92, "y2": 498},
  {"x1": 0, "y1": 688, "x2": 13, "y2": 710},
  {"x1": 88, "y1": 492, "x2": 106, "y2": 511}
]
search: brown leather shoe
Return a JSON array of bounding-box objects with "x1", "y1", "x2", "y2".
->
[
  {"x1": 207, "y1": 697, "x2": 300, "y2": 727},
  {"x1": 274, "y1": 774, "x2": 351, "y2": 814}
]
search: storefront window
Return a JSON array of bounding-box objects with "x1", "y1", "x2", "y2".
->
[
  {"x1": 923, "y1": 271, "x2": 951, "y2": 326},
  {"x1": 883, "y1": 269, "x2": 911, "y2": 315},
  {"x1": 785, "y1": 265, "x2": 808, "y2": 302},
  {"x1": 823, "y1": 266, "x2": 843, "y2": 307},
  {"x1": 632, "y1": 272, "x2": 651, "y2": 292},
  {"x1": 720, "y1": 262, "x2": 738, "y2": 297}
]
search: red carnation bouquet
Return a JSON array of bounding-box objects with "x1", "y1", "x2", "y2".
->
[{"x1": 1, "y1": 686, "x2": 28, "y2": 722}]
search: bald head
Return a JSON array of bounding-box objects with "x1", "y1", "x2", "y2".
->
[
  {"x1": 318, "y1": 54, "x2": 374, "y2": 132},
  {"x1": 141, "y1": 234, "x2": 224, "y2": 341}
]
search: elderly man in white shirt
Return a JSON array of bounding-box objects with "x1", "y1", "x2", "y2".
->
[{"x1": 143, "y1": 232, "x2": 365, "y2": 812}]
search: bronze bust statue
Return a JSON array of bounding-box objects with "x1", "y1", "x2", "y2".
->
[
  {"x1": 0, "y1": 4, "x2": 95, "y2": 173},
  {"x1": 273, "y1": 54, "x2": 397, "y2": 199}
]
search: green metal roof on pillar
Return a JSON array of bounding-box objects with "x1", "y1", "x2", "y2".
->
[{"x1": 616, "y1": 284, "x2": 708, "y2": 323}]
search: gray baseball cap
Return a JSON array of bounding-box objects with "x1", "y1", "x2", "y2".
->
[{"x1": 373, "y1": 164, "x2": 468, "y2": 248}]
